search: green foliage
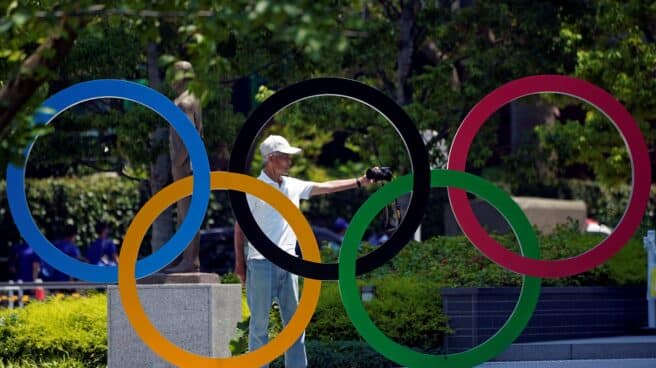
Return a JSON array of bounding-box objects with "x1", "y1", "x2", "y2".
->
[
  {"x1": 220, "y1": 272, "x2": 241, "y2": 284},
  {"x1": 407, "y1": 1, "x2": 577, "y2": 168},
  {"x1": 0, "y1": 115, "x2": 52, "y2": 171},
  {"x1": 0, "y1": 1, "x2": 94, "y2": 170},
  {"x1": 365, "y1": 230, "x2": 647, "y2": 288},
  {"x1": 2, "y1": 1, "x2": 655, "y2": 193},
  {"x1": 246, "y1": 93, "x2": 412, "y2": 185},
  {"x1": 27, "y1": 106, "x2": 166, "y2": 178},
  {"x1": 525, "y1": 0, "x2": 656, "y2": 188},
  {"x1": 561, "y1": 180, "x2": 656, "y2": 231},
  {"x1": 0, "y1": 229, "x2": 648, "y2": 367},
  {"x1": 0, "y1": 294, "x2": 107, "y2": 367},
  {"x1": 0, "y1": 175, "x2": 142, "y2": 254},
  {"x1": 0, "y1": 175, "x2": 249, "y2": 258},
  {"x1": 319, "y1": 227, "x2": 647, "y2": 288},
  {"x1": 0, "y1": 358, "x2": 87, "y2": 368},
  {"x1": 605, "y1": 236, "x2": 649, "y2": 286},
  {"x1": 230, "y1": 275, "x2": 449, "y2": 361},
  {"x1": 485, "y1": 176, "x2": 655, "y2": 235},
  {"x1": 228, "y1": 318, "x2": 249, "y2": 357},
  {"x1": 270, "y1": 340, "x2": 395, "y2": 368},
  {"x1": 229, "y1": 297, "x2": 283, "y2": 356},
  {"x1": 228, "y1": 290, "x2": 252, "y2": 355},
  {"x1": 0, "y1": 1, "x2": 359, "y2": 171},
  {"x1": 307, "y1": 277, "x2": 450, "y2": 351}
]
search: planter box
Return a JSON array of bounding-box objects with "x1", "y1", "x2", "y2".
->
[
  {"x1": 440, "y1": 287, "x2": 647, "y2": 354},
  {"x1": 107, "y1": 283, "x2": 241, "y2": 368}
]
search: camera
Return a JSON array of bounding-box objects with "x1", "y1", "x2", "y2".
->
[{"x1": 366, "y1": 166, "x2": 393, "y2": 182}]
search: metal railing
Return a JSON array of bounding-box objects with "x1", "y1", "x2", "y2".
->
[{"x1": 0, "y1": 280, "x2": 111, "y2": 309}]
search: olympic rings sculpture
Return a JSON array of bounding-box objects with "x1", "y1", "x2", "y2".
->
[{"x1": 5, "y1": 75, "x2": 652, "y2": 368}]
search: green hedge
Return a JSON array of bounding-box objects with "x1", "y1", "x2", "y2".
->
[
  {"x1": 230, "y1": 274, "x2": 450, "y2": 356},
  {"x1": 0, "y1": 294, "x2": 106, "y2": 367},
  {"x1": 319, "y1": 229, "x2": 647, "y2": 288},
  {"x1": 0, "y1": 229, "x2": 648, "y2": 366},
  {"x1": 307, "y1": 277, "x2": 450, "y2": 350},
  {"x1": 0, "y1": 175, "x2": 142, "y2": 255},
  {"x1": 361, "y1": 230, "x2": 647, "y2": 287},
  {"x1": 270, "y1": 340, "x2": 395, "y2": 368},
  {"x1": 0, "y1": 175, "x2": 238, "y2": 265},
  {"x1": 562, "y1": 179, "x2": 656, "y2": 231},
  {"x1": 3, "y1": 175, "x2": 651, "y2": 274},
  {"x1": 0, "y1": 358, "x2": 86, "y2": 368}
]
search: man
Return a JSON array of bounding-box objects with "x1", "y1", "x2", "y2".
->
[
  {"x1": 165, "y1": 60, "x2": 203, "y2": 273},
  {"x1": 234, "y1": 135, "x2": 376, "y2": 368},
  {"x1": 86, "y1": 222, "x2": 118, "y2": 266},
  {"x1": 45, "y1": 224, "x2": 81, "y2": 282},
  {"x1": 8, "y1": 241, "x2": 41, "y2": 282},
  {"x1": 328, "y1": 217, "x2": 349, "y2": 251}
]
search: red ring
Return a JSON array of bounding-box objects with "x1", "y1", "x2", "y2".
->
[{"x1": 447, "y1": 75, "x2": 652, "y2": 278}]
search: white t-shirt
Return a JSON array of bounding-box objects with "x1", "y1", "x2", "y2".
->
[{"x1": 246, "y1": 171, "x2": 315, "y2": 260}]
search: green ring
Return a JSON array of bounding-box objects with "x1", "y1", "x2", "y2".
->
[{"x1": 338, "y1": 170, "x2": 542, "y2": 368}]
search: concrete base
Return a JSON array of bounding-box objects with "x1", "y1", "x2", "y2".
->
[
  {"x1": 108, "y1": 283, "x2": 241, "y2": 368},
  {"x1": 494, "y1": 336, "x2": 656, "y2": 361},
  {"x1": 443, "y1": 196, "x2": 586, "y2": 236},
  {"x1": 138, "y1": 272, "x2": 220, "y2": 284}
]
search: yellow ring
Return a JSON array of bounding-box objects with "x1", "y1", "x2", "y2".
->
[{"x1": 118, "y1": 172, "x2": 322, "y2": 367}]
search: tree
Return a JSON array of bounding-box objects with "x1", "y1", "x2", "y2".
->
[
  {"x1": 0, "y1": 1, "x2": 358, "y2": 170},
  {"x1": 1, "y1": 1, "x2": 379, "y2": 259},
  {"x1": 535, "y1": 0, "x2": 656, "y2": 187}
]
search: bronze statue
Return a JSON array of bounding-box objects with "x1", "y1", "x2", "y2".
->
[{"x1": 165, "y1": 60, "x2": 203, "y2": 273}]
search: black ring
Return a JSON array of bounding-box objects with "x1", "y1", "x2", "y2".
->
[{"x1": 228, "y1": 77, "x2": 430, "y2": 280}]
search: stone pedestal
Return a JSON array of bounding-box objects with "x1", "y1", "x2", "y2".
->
[
  {"x1": 107, "y1": 281, "x2": 241, "y2": 368},
  {"x1": 443, "y1": 196, "x2": 586, "y2": 236}
]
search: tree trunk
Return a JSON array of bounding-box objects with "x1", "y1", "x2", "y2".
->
[
  {"x1": 395, "y1": 0, "x2": 418, "y2": 106},
  {"x1": 147, "y1": 42, "x2": 174, "y2": 253}
]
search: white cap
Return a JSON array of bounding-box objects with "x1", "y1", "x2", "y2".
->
[{"x1": 260, "y1": 135, "x2": 302, "y2": 157}]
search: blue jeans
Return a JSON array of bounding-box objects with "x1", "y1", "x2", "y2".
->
[{"x1": 247, "y1": 258, "x2": 307, "y2": 368}]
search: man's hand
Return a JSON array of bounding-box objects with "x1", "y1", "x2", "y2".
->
[
  {"x1": 235, "y1": 260, "x2": 246, "y2": 286},
  {"x1": 357, "y1": 173, "x2": 376, "y2": 187}
]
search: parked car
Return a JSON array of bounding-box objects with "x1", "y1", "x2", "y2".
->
[
  {"x1": 585, "y1": 218, "x2": 612, "y2": 235},
  {"x1": 199, "y1": 226, "x2": 342, "y2": 275}
]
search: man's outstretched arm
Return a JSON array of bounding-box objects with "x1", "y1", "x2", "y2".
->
[{"x1": 310, "y1": 174, "x2": 375, "y2": 196}]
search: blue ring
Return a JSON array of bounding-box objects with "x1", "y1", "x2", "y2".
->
[{"x1": 6, "y1": 80, "x2": 210, "y2": 282}]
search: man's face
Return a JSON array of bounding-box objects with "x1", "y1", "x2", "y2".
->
[{"x1": 270, "y1": 152, "x2": 293, "y2": 175}]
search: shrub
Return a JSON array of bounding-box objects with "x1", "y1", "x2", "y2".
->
[
  {"x1": 0, "y1": 358, "x2": 86, "y2": 368},
  {"x1": 307, "y1": 276, "x2": 450, "y2": 351},
  {"x1": 270, "y1": 340, "x2": 395, "y2": 368},
  {"x1": 229, "y1": 294, "x2": 284, "y2": 356},
  {"x1": 0, "y1": 294, "x2": 106, "y2": 367},
  {"x1": 0, "y1": 176, "x2": 142, "y2": 256},
  {"x1": 231, "y1": 274, "x2": 450, "y2": 359},
  {"x1": 374, "y1": 229, "x2": 647, "y2": 287},
  {"x1": 0, "y1": 176, "x2": 243, "y2": 266},
  {"x1": 220, "y1": 272, "x2": 241, "y2": 284},
  {"x1": 562, "y1": 179, "x2": 656, "y2": 231}
]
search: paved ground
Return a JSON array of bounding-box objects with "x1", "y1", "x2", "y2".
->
[
  {"x1": 518, "y1": 335, "x2": 656, "y2": 344},
  {"x1": 478, "y1": 358, "x2": 656, "y2": 367},
  {"x1": 475, "y1": 335, "x2": 656, "y2": 367},
  {"x1": 396, "y1": 335, "x2": 656, "y2": 367}
]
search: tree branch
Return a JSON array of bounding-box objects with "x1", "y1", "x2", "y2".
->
[
  {"x1": 34, "y1": 5, "x2": 215, "y2": 19},
  {"x1": 377, "y1": 70, "x2": 397, "y2": 97},
  {"x1": 379, "y1": 0, "x2": 401, "y2": 20},
  {"x1": 0, "y1": 16, "x2": 85, "y2": 139}
]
